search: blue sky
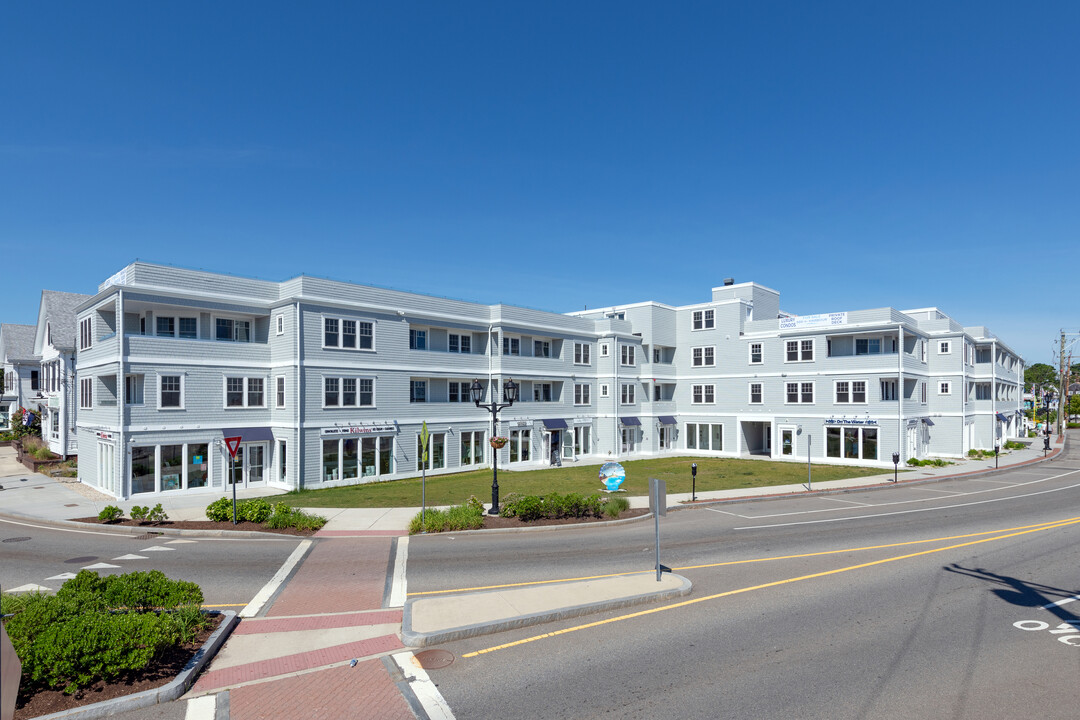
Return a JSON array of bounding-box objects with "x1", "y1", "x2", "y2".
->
[{"x1": 3, "y1": 2, "x2": 1076, "y2": 365}]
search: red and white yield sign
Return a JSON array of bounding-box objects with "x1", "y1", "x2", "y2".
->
[{"x1": 224, "y1": 436, "x2": 242, "y2": 459}]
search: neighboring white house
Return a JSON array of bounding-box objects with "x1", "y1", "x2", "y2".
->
[
  {"x1": 69, "y1": 263, "x2": 1024, "y2": 500},
  {"x1": 33, "y1": 290, "x2": 93, "y2": 457},
  {"x1": 0, "y1": 323, "x2": 40, "y2": 430}
]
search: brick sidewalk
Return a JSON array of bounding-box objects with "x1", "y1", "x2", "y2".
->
[
  {"x1": 230, "y1": 660, "x2": 415, "y2": 720},
  {"x1": 267, "y1": 537, "x2": 392, "y2": 616}
]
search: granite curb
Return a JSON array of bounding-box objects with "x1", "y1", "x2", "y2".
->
[
  {"x1": 401, "y1": 573, "x2": 692, "y2": 647},
  {"x1": 0, "y1": 509, "x2": 303, "y2": 540},
  {"x1": 27, "y1": 610, "x2": 238, "y2": 720}
]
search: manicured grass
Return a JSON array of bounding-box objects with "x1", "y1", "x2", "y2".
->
[{"x1": 280, "y1": 456, "x2": 890, "y2": 508}]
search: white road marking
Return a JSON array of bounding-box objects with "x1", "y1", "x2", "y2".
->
[
  {"x1": 113, "y1": 554, "x2": 149, "y2": 560},
  {"x1": 166, "y1": 539, "x2": 198, "y2": 544},
  {"x1": 8, "y1": 584, "x2": 51, "y2": 593},
  {"x1": 919, "y1": 488, "x2": 965, "y2": 495},
  {"x1": 0, "y1": 516, "x2": 292, "y2": 541},
  {"x1": 819, "y1": 497, "x2": 872, "y2": 507},
  {"x1": 736, "y1": 471, "x2": 1080, "y2": 529},
  {"x1": 45, "y1": 572, "x2": 78, "y2": 580},
  {"x1": 1042, "y1": 595, "x2": 1080, "y2": 610},
  {"x1": 393, "y1": 651, "x2": 455, "y2": 719},
  {"x1": 704, "y1": 508, "x2": 749, "y2": 517},
  {"x1": 388, "y1": 537, "x2": 409, "y2": 608},
  {"x1": 240, "y1": 539, "x2": 312, "y2": 618},
  {"x1": 184, "y1": 694, "x2": 217, "y2": 720},
  {"x1": 82, "y1": 562, "x2": 121, "y2": 570},
  {"x1": 141, "y1": 546, "x2": 175, "y2": 552}
]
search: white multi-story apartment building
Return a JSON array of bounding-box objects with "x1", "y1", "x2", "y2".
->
[
  {"x1": 71, "y1": 264, "x2": 1023, "y2": 500},
  {"x1": 0, "y1": 323, "x2": 40, "y2": 429}
]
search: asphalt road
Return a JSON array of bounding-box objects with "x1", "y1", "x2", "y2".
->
[
  {"x1": 0, "y1": 518, "x2": 302, "y2": 609},
  {"x1": 409, "y1": 440, "x2": 1080, "y2": 719}
]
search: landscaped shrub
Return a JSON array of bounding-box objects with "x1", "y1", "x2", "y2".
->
[
  {"x1": 205, "y1": 497, "x2": 233, "y2": 522},
  {"x1": 603, "y1": 496, "x2": 630, "y2": 518},
  {"x1": 129, "y1": 505, "x2": 148, "y2": 521},
  {"x1": 264, "y1": 502, "x2": 327, "y2": 531},
  {"x1": 239, "y1": 498, "x2": 272, "y2": 523},
  {"x1": 409, "y1": 499, "x2": 484, "y2": 534},
  {"x1": 504, "y1": 494, "x2": 544, "y2": 522},
  {"x1": 98, "y1": 505, "x2": 124, "y2": 522},
  {"x1": 5, "y1": 571, "x2": 205, "y2": 694},
  {"x1": 1004, "y1": 440, "x2": 1026, "y2": 450}
]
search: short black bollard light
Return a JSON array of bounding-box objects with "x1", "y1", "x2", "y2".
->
[
  {"x1": 892, "y1": 451, "x2": 900, "y2": 483},
  {"x1": 691, "y1": 463, "x2": 697, "y2": 502},
  {"x1": 994, "y1": 444, "x2": 999, "y2": 469}
]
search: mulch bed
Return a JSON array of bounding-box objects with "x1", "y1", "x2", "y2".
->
[
  {"x1": 72, "y1": 517, "x2": 318, "y2": 536},
  {"x1": 480, "y1": 508, "x2": 650, "y2": 529},
  {"x1": 13, "y1": 614, "x2": 223, "y2": 720}
]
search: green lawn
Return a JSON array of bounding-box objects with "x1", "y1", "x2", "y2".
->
[{"x1": 280, "y1": 456, "x2": 891, "y2": 508}]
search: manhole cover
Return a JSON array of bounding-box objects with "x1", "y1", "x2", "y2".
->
[
  {"x1": 65, "y1": 556, "x2": 98, "y2": 564},
  {"x1": 2, "y1": 537, "x2": 31, "y2": 543},
  {"x1": 64, "y1": 503, "x2": 78, "y2": 507},
  {"x1": 414, "y1": 649, "x2": 455, "y2": 670}
]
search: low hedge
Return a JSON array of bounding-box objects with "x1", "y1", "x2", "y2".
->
[
  {"x1": 2, "y1": 570, "x2": 206, "y2": 694},
  {"x1": 409, "y1": 497, "x2": 485, "y2": 534},
  {"x1": 205, "y1": 497, "x2": 326, "y2": 530}
]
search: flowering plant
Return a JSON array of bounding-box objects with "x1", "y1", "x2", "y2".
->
[{"x1": 489, "y1": 436, "x2": 509, "y2": 449}]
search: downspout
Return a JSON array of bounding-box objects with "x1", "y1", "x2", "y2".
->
[
  {"x1": 487, "y1": 324, "x2": 494, "y2": 465},
  {"x1": 295, "y1": 301, "x2": 303, "y2": 489},
  {"x1": 991, "y1": 339, "x2": 997, "y2": 444},
  {"x1": 614, "y1": 334, "x2": 620, "y2": 458},
  {"x1": 898, "y1": 325, "x2": 905, "y2": 462},
  {"x1": 118, "y1": 290, "x2": 126, "y2": 499}
]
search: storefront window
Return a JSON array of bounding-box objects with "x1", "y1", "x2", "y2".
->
[
  {"x1": 862, "y1": 428, "x2": 878, "y2": 460},
  {"x1": 362, "y1": 437, "x2": 377, "y2": 476},
  {"x1": 131, "y1": 446, "x2": 155, "y2": 494},
  {"x1": 431, "y1": 433, "x2": 445, "y2": 469},
  {"x1": 827, "y1": 426, "x2": 880, "y2": 460},
  {"x1": 323, "y1": 439, "x2": 339, "y2": 481},
  {"x1": 160, "y1": 445, "x2": 183, "y2": 491},
  {"x1": 188, "y1": 444, "x2": 208, "y2": 488},
  {"x1": 343, "y1": 439, "x2": 359, "y2": 480},
  {"x1": 844, "y1": 428, "x2": 859, "y2": 459},
  {"x1": 379, "y1": 436, "x2": 393, "y2": 475},
  {"x1": 826, "y1": 427, "x2": 842, "y2": 457}
]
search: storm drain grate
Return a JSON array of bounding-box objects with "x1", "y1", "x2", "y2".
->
[
  {"x1": 413, "y1": 649, "x2": 455, "y2": 670},
  {"x1": 132, "y1": 533, "x2": 161, "y2": 540},
  {"x1": 2, "y1": 537, "x2": 31, "y2": 543},
  {"x1": 65, "y1": 556, "x2": 98, "y2": 564}
]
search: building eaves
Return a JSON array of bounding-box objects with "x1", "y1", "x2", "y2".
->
[{"x1": 0, "y1": 324, "x2": 39, "y2": 363}]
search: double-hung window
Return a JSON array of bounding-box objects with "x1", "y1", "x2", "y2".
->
[
  {"x1": 621, "y1": 345, "x2": 635, "y2": 366},
  {"x1": 125, "y1": 375, "x2": 144, "y2": 405},
  {"x1": 786, "y1": 382, "x2": 814, "y2": 403},
  {"x1": 276, "y1": 377, "x2": 286, "y2": 408},
  {"x1": 749, "y1": 382, "x2": 763, "y2": 404},
  {"x1": 449, "y1": 334, "x2": 471, "y2": 353},
  {"x1": 341, "y1": 320, "x2": 357, "y2": 349},
  {"x1": 692, "y1": 347, "x2": 715, "y2": 367},
  {"x1": 574, "y1": 343, "x2": 591, "y2": 364},
  {"x1": 692, "y1": 384, "x2": 715, "y2": 404},
  {"x1": 749, "y1": 342, "x2": 762, "y2": 364},
  {"x1": 620, "y1": 383, "x2": 635, "y2": 404},
  {"x1": 692, "y1": 309, "x2": 715, "y2": 330},
  {"x1": 410, "y1": 380, "x2": 427, "y2": 403},
  {"x1": 225, "y1": 377, "x2": 264, "y2": 407},
  {"x1": 534, "y1": 340, "x2": 551, "y2": 358},
  {"x1": 920, "y1": 382, "x2": 927, "y2": 403},
  {"x1": 533, "y1": 383, "x2": 553, "y2": 402},
  {"x1": 574, "y1": 383, "x2": 591, "y2": 405},
  {"x1": 410, "y1": 328, "x2": 427, "y2": 350},
  {"x1": 325, "y1": 377, "x2": 374, "y2": 407},
  {"x1": 160, "y1": 375, "x2": 183, "y2": 409},
  {"x1": 448, "y1": 381, "x2": 473, "y2": 403},
  {"x1": 80, "y1": 378, "x2": 93, "y2": 409},
  {"x1": 502, "y1": 337, "x2": 520, "y2": 355}
]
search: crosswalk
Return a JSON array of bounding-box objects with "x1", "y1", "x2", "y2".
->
[{"x1": 7, "y1": 538, "x2": 196, "y2": 593}]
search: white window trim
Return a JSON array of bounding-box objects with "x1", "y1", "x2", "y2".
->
[
  {"x1": 222, "y1": 375, "x2": 268, "y2": 409},
  {"x1": 275, "y1": 376, "x2": 286, "y2": 408},
  {"x1": 573, "y1": 342, "x2": 592, "y2": 366},
  {"x1": 323, "y1": 375, "x2": 376, "y2": 409},
  {"x1": 158, "y1": 372, "x2": 186, "y2": 410},
  {"x1": 748, "y1": 382, "x2": 763, "y2": 404},
  {"x1": 275, "y1": 314, "x2": 284, "y2": 336},
  {"x1": 600, "y1": 343, "x2": 609, "y2": 357},
  {"x1": 80, "y1": 377, "x2": 93, "y2": 409},
  {"x1": 619, "y1": 383, "x2": 635, "y2": 405},
  {"x1": 784, "y1": 338, "x2": 815, "y2": 363},
  {"x1": 214, "y1": 315, "x2": 252, "y2": 343},
  {"x1": 574, "y1": 383, "x2": 592, "y2": 406},
  {"x1": 938, "y1": 381, "x2": 951, "y2": 395},
  {"x1": 501, "y1": 335, "x2": 521, "y2": 356},
  {"x1": 620, "y1": 345, "x2": 636, "y2": 367},
  {"x1": 691, "y1": 383, "x2": 716, "y2": 404},
  {"x1": 748, "y1": 342, "x2": 763, "y2": 365},
  {"x1": 691, "y1": 309, "x2": 716, "y2": 331},
  {"x1": 599, "y1": 383, "x2": 610, "y2": 398},
  {"x1": 448, "y1": 333, "x2": 473, "y2": 354},
  {"x1": 785, "y1": 381, "x2": 815, "y2": 404},
  {"x1": 79, "y1": 317, "x2": 93, "y2": 351},
  {"x1": 692, "y1": 346, "x2": 716, "y2": 367},
  {"x1": 938, "y1": 340, "x2": 951, "y2": 355},
  {"x1": 324, "y1": 315, "x2": 376, "y2": 352},
  {"x1": 834, "y1": 379, "x2": 869, "y2": 404}
]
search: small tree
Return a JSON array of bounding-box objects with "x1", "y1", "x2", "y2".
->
[{"x1": 1024, "y1": 363, "x2": 1058, "y2": 393}]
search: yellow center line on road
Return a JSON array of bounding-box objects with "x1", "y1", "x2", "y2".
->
[
  {"x1": 201, "y1": 603, "x2": 247, "y2": 608},
  {"x1": 461, "y1": 516, "x2": 1080, "y2": 658},
  {"x1": 408, "y1": 516, "x2": 1080, "y2": 596}
]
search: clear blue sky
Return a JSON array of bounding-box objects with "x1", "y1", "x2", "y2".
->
[{"x1": 3, "y1": 1, "x2": 1077, "y2": 365}]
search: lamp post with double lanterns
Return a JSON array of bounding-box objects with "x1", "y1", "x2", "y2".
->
[
  {"x1": 471, "y1": 377, "x2": 519, "y2": 515},
  {"x1": 1044, "y1": 391, "x2": 1053, "y2": 455}
]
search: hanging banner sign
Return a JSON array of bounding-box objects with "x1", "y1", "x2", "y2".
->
[
  {"x1": 779, "y1": 312, "x2": 848, "y2": 330},
  {"x1": 321, "y1": 424, "x2": 396, "y2": 436}
]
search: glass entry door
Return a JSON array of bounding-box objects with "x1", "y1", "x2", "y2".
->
[
  {"x1": 227, "y1": 444, "x2": 267, "y2": 488},
  {"x1": 781, "y1": 429, "x2": 794, "y2": 456}
]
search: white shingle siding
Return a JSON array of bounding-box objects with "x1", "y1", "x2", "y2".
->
[{"x1": 66, "y1": 263, "x2": 1024, "y2": 498}]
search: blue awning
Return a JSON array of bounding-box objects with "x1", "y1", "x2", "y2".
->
[
  {"x1": 996, "y1": 412, "x2": 1008, "y2": 422},
  {"x1": 620, "y1": 417, "x2": 641, "y2": 426},
  {"x1": 222, "y1": 427, "x2": 275, "y2": 442},
  {"x1": 658, "y1": 416, "x2": 677, "y2": 425},
  {"x1": 921, "y1": 418, "x2": 935, "y2": 426},
  {"x1": 542, "y1": 418, "x2": 568, "y2": 430}
]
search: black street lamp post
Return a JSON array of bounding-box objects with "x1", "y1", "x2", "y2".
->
[
  {"x1": 472, "y1": 377, "x2": 519, "y2": 515},
  {"x1": 1044, "y1": 392, "x2": 1053, "y2": 456}
]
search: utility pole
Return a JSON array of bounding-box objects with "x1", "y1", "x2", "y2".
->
[{"x1": 1060, "y1": 331, "x2": 1067, "y2": 436}]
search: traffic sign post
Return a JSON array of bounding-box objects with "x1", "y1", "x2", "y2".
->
[
  {"x1": 224, "y1": 436, "x2": 242, "y2": 525},
  {"x1": 649, "y1": 478, "x2": 667, "y2": 582}
]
